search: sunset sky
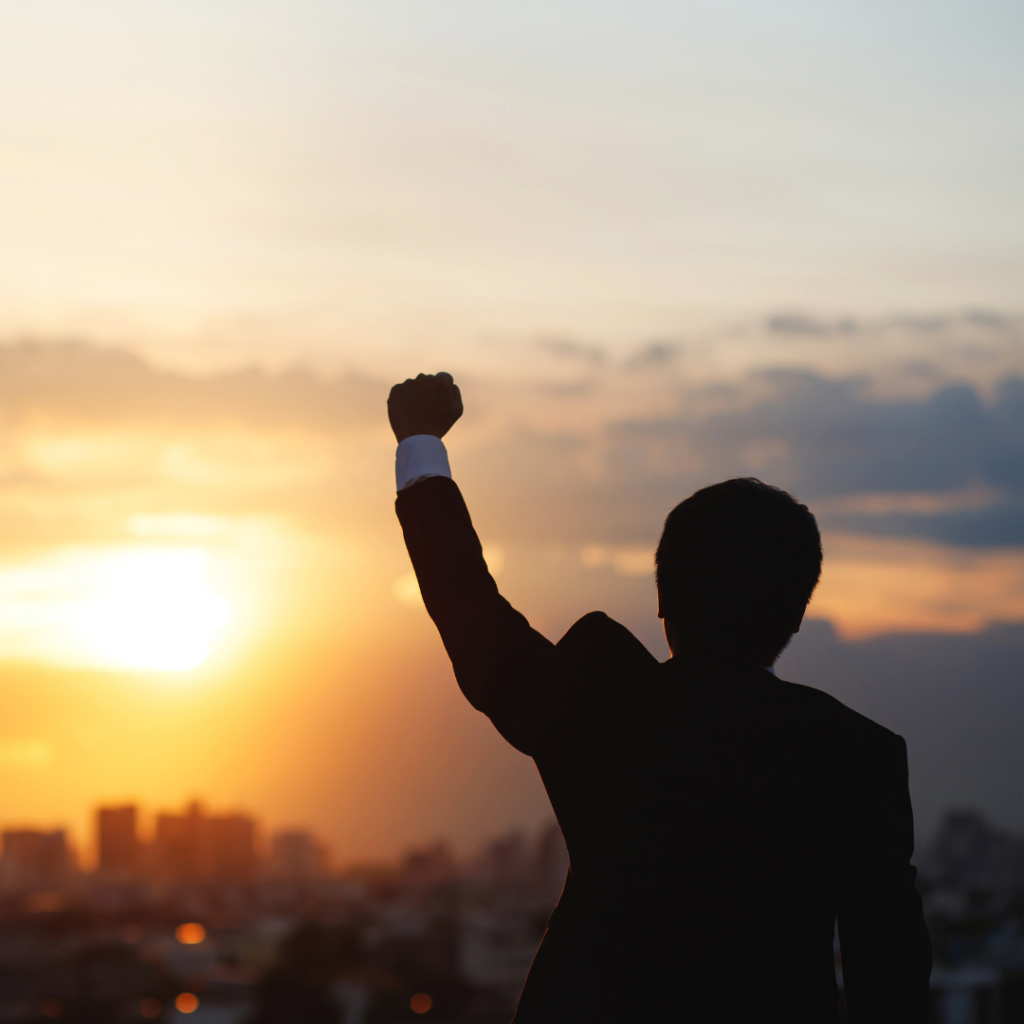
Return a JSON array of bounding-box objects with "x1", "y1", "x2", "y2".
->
[{"x1": 0, "y1": 1, "x2": 1020, "y2": 866}]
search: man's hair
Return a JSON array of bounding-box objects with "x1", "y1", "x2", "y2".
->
[{"x1": 655, "y1": 478, "x2": 822, "y2": 665}]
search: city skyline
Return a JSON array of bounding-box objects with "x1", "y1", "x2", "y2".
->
[
  {"x1": 0, "y1": 795, "x2": 571, "y2": 886},
  {"x1": 0, "y1": 801, "x2": 1015, "y2": 1022}
]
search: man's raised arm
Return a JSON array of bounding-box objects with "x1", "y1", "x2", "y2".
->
[{"x1": 389, "y1": 373, "x2": 573, "y2": 755}]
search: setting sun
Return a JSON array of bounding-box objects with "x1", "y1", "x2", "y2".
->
[
  {"x1": 0, "y1": 546, "x2": 232, "y2": 671},
  {"x1": 77, "y1": 550, "x2": 230, "y2": 671}
]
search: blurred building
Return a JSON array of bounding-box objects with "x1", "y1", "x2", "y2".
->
[
  {"x1": 0, "y1": 807, "x2": 1012, "y2": 1023},
  {"x1": 97, "y1": 805, "x2": 142, "y2": 877},
  {"x1": 401, "y1": 841, "x2": 455, "y2": 887},
  {"x1": 459, "y1": 910, "x2": 543, "y2": 1001},
  {"x1": 154, "y1": 801, "x2": 206, "y2": 880},
  {"x1": 154, "y1": 802, "x2": 257, "y2": 882},
  {"x1": 270, "y1": 830, "x2": 329, "y2": 882},
  {"x1": 1, "y1": 829, "x2": 69, "y2": 893},
  {"x1": 476, "y1": 831, "x2": 528, "y2": 887},
  {"x1": 208, "y1": 814, "x2": 258, "y2": 880},
  {"x1": 920, "y1": 809, "x2": 1024, "y2": 906},
  {"x1": 917, "y1": 810, "x2": 1024, "y2": 1024}
]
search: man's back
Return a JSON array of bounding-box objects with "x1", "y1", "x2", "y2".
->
[
  {"x1": 524, "y1": 612, "x2": 927, "y2": 1020},
  {"x1": 397, "y1": 474, "x2": 932, "y2": 1022}
]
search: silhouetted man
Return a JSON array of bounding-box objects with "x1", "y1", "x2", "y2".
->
[{"x1": 389, "y1": 372, "x2": 931, "y2": 1022}]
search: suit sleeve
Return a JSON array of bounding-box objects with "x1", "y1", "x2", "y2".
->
[
  {"x1": 837, "y1": 732, "x2": 932, "y2": 1023},
  {"x1": 396, "y1": 476, "x2": 577, "y2": 755}
]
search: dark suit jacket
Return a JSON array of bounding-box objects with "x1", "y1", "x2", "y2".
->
[{"x1": 397, "y1": 476, "x2": 932, "y2": 1022}]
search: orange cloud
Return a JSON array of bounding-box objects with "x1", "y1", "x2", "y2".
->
[{"x1": 809, "y1": 532, "x2": 1024, "y2": 639}]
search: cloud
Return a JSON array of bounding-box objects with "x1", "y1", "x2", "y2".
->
[
  {"x1": 612, "y1": 372, "x2": 1022, "y2": 543},
  {"x1": 461, "y1": 371, "x2": 1024, "y2": 549},
  {"x1": 766, "y1": 314, "x2": 859, "y2": 335},
  {"x1": 536, "y1": 338, "x2": 605, "y2": 366},
  {"x1": 0, "y1": 342, "x2": 391, "y2": 545},
  {"x1": 764, "y1": 309, "x2": 1021, "y2": 337},
  {"x1": 1, "y1": 340, "x2": 1020, "y2": 553},
  {"x1": 962, "y1": 309, "x2": 1019, "y2": 331},
  {"x1": 623, "y1": 341, "x2": 682, "y2": 371},
  {"x1": 809, "y1": 533, "x2": 1024, "y2": 638},
  {"x1": 0, "y1": 342, "x2": 382, "y2": 432}
]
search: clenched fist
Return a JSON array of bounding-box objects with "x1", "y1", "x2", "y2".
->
[{"x1": 388, "y1": 372, "x2": 464, "y2": 443}]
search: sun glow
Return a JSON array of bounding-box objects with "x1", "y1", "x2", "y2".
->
[
  {"x1": 76, "y1": 550, "x2": 230, "y2": 670},
  {"x1": 0, "y1": 546, "x2": 231, "y2": 671}
]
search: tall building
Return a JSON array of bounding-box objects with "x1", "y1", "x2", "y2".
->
[
  {"x1": 1, "y1": 830, "x2": 69, "y2": 892},
  {"x1": 207, "y1": 814, "x2": 257, "y2": 880},
  {"x1": 153, "y1": 802, "x2": 257, "y2": 881},
  {"x1": 96, "y1": 806, "x2": 141, "y2": 876},
  {"x1": 154, "y1": 802, "x2": 206, "y2": 880}
]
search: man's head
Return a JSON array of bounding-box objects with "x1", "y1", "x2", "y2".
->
[{"x1": 655, "y1": 478, "x2": 822, "y2": 666}]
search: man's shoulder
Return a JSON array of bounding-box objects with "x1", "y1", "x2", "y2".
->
[
  {"x1": 770, "y1": 673, "x2": 905, "y2": 754},
  {"x1": 556, "y1": 611, "x2": 659, "y2": 674}
]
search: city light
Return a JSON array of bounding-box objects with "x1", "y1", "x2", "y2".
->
[
  {"x1": 175, "y1": 993, "x2": 200, "y2": 1014},
  {"x1": 40, "y1": 999, "x2": 62, "y2": 1019},
  {"x1": 410, "y1": 992, "x2": 433, "y2": 1014},
  {"x1": 139, "y1": 999, "x2": 161, "y2": 1019},
  {"x1": 175, "y1": 922, "x2": 207, "y2": 945}
]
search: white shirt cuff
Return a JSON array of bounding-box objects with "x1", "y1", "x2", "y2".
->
[{"x1": 396, "y1": 435, "x2": 452, "y2": 492}]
